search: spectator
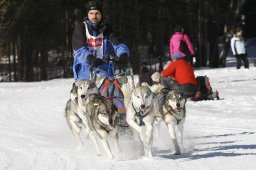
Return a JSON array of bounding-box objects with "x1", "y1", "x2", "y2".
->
[
  {"x1": 161, "y1": 52, "x2": 198, "y2": 97},
  {"x1": 230, "y1": 26, "x2": 249, "y2": 69},
  {"x1": 169, "y1": 25, "x2": 195, "y2": 64}
]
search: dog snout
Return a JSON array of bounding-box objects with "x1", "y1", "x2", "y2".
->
[
  {"x1": 176, "y1": 103, "x2": 180, "y2": 107},
  {"x1": 141, "y1": 104, "x2": 146, "y2": 109},
  {"x1": 81, "y1": 95, "x2": 85, "y2": 99}
]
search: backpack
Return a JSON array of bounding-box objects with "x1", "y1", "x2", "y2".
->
[
  {"x1": 179, "y1": 34, "x2": 191, "y2": 56},
  {"x1": 196, "y1": 76, "x2": 213, "y2": 100}
]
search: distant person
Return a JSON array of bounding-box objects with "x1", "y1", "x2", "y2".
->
[
  {"x1": 169, "y1": 25, "x2": 195, "y2": 65},
  {"x1": 230, "y1": 26, "x2": 249, "y2": 69},
  {"x1": 161, "y1": 52, "x2": 198, "y2": 97}
]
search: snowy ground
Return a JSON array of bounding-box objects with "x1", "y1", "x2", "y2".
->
[{"x1": 0, "y1": 59, "x2": 256, "y2": 170}]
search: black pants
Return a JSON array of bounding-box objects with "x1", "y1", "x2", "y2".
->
[
  {"x1": 180, "y1": 84, "x2": 197, "y2": 97},
  {"x1": 235, "y1": 54, "x2": 249, "y2": 69},
  {"x1": 161, "y1": 77, "x2": 180, "y2": 90},
  {"x1": 161, "y1": 77, "x2": 197, "y2": 96},
  {"x1": 184, "y1": 55, "x2": 193, "y2": 66}
]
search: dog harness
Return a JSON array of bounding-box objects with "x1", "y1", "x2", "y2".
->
[
  {"x1": 132, "y1": 103, "x2": 152, "y2": 126},
  {"x1": 100, "y1": 78, "x2": 126, "y2": 113},
  {"x1": 91, "y1": 102, "x2": 115, "y2": 133},
  {"x1": 86, "y1": 94, "x2": 116, "y2": 137}
]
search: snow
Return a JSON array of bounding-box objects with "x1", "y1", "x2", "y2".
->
[{"x1": 1, "y1": 59, "x2": 256, "y2": 170}]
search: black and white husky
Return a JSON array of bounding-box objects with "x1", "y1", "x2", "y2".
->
[{"x1": 154, "y1": 90, "x2": 187, "y2": 155}]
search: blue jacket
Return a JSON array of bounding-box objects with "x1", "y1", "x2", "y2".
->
[{"x1": 72, "y1": 20, "x2": 129, "y2": 80}]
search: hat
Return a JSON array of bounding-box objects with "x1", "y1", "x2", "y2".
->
[
  {"x1": 151, "y1": 72, "x2": 161, "y2": 83},
  {"x1": 173, "y1": 52, "x2": 183, "y2": 60},
  {"x1": 86, "y1": 1, "x2": 103, "y2": 14}
]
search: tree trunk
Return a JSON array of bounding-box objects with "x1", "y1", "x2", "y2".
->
[
  {"x1": 18, "y1": 34, "x2": 25, "y2": 81},
  {"x1": 40, "y1": 47, "x2": 48, "y2": 81},
  {"x1": 8, "y1": 40, "x2": 11, "y2": 81},
  {"x1": 12, "y1": 38, "x2": 17, "y2": 81},
  {"x1": 24, "y1": 28, "x2": 34, "y2": 81}
]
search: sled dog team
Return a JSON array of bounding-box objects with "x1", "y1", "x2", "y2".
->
[{"x1": 64, "y1": 78, "x2": 186, "y2": 159}]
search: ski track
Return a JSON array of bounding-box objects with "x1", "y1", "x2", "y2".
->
[{"x1": 0, "y1": 66, "x2": 256, "y2": 170}]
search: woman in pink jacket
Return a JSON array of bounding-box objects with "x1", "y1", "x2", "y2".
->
[{"x1": 170, "y1": 25, "x2": 195, "y2": 64}]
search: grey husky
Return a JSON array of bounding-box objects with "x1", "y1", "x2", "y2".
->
[
  {"x1": 125, "y1": 84, "x2": 155, "y2": 157},
  {"x1": 154, "y1": 89, "x2": 187, "y2": 155},
  {"x1": 76, "y1": 80, "x2": 119, "y2": 159}
]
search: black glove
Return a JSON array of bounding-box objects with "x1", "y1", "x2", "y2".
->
[
  {"x1": 92, "y1": 58, "x2": 104, "y2": 67},
  {"x1": 86, "y1": 54, "x2": 95, "y2": 63},
  {"x1": 87, "y1": 54, "x2": 104, "y2": 66},
  {"x1": 118, "y1": 53, "x2": 128, "y2": 65}
]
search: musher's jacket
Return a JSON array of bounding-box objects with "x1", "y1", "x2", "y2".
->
[{"x1": 72, "y1": 20, "x2": 129, "y2": 80}]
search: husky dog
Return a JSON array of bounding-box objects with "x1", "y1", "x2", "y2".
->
[
  {"x1": 64, "y1": 83, "x2": 84, "y2": 144},
  {"x1": 85, "y1": 94, "x2": 119, "y2": 159},
  {"x1": 154, "y1": 90, "x2": 187, "y2": 155},
  {"x1": 125, "y1": 84, "x2": 155, "y2": 157},
  {"x1": 76, "y1": 80, "x2": 119, "y2": 159}
]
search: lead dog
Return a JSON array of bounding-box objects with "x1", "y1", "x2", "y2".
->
[
  {"x1": 76, "y1": 80, "x2": 119, "y2": 159},
  {"x1": 154, "y1": 89, "x2": 187, "y2": 155},
  {"x1": 125, "y1": 84, "x2": 155, "y2": 157}
]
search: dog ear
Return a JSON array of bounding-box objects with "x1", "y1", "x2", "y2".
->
[
  {"x1": 89, "y1": 80, "x2": 97, "y2": 89},
  {"x1": 117, "y1": 76, "x2": 128, "y2": 85},
  {"x1": 136, "y1": 83, "x2": 141, "y2": 88},
  {"x1": 75, "y1": 81, "x2": 81, "y2": 87},
  {"x1": 160, "y1": 88, "x2": 170, "y2": 95},
  {"x1": 180, "y1": 91, "x2": 186, "y2": 98},
  {"x1": 72, "y1": 82, "x2": 78, "y2": 88}
]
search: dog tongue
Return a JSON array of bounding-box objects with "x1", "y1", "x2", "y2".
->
[
  {"x1": 176, "y1": 107, "x2": 182, "y2": 112},
  {"x1": 82, "y1": 98, "x2": 88, "y2": 106},
  {"x1": 140, "y1": 109, "x2": 146, "y2": 115}
]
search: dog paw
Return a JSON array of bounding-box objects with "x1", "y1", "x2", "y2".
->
[
  {"x1": 145, "y1": 136, "x2": 152, "y2": 145},
  {"x1": 96, "y1": 153, "x2": 102, "y2": 156},
  {"x1": 148, "y1": 151, "x2": 153, "y2": 158},
  {"x1": 173, "y1": 151, "x2": 181, "y2": 155}
]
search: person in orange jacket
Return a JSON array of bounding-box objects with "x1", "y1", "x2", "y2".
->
[{"x1": 161, "y1": 52, "x2": 198, "y2": 97}]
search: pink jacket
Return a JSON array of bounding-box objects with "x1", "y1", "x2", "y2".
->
[{"x1": 169, "y1": 32, "x2": 195, "y2": 60}]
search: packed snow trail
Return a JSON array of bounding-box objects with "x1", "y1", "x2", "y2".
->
[{"x1": 0, "y1": 66, "x2": 256, "y2": 170}]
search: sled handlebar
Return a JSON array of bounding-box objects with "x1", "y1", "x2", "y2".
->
[{"x1": 103, "y1": 55, "x2": 119, "y2": 63}]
